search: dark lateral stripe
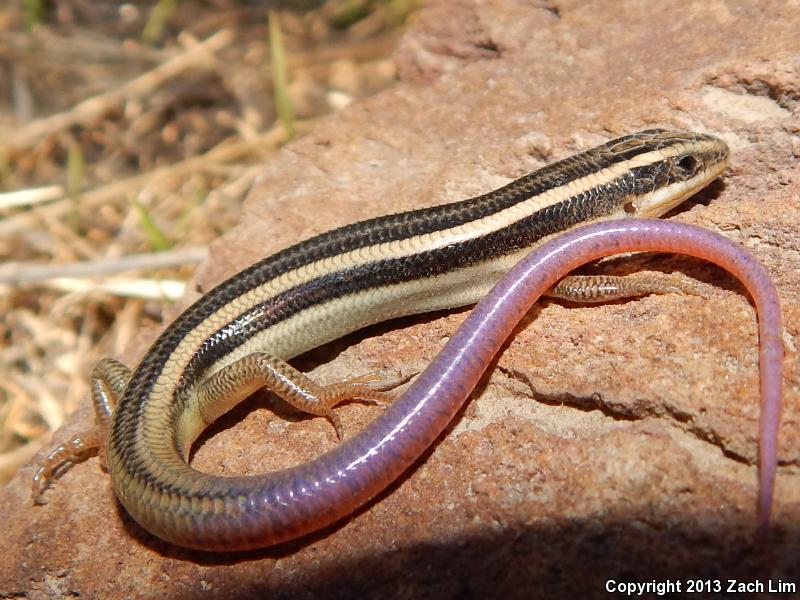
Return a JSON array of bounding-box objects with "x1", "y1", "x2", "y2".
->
[{"x1": 178, "y1": 130, "x2": 684, "y2": 320}]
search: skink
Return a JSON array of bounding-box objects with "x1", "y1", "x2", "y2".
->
[{"x1": 33, "y1": 130, "x2": 783, "y2": 551}]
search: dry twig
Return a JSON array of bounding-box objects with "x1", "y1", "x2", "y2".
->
[
  {"x1": 1, "y1": 29, "x2": 234, "y2": 155},
  {"x1": 0, "y1": 246, "x2": 208, "y2": 285},
  {"x1": 0, "y1": 122, "x2": 295, "y2": 236},
  {"x1": 0, "y1": 185, "x2": 63, "y2": 209}
]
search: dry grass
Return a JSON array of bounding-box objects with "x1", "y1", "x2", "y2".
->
[{"x1": 0, "y1": 0, "x2": 418, "y2": 484}]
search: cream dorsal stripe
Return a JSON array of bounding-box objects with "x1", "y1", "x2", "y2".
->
[{"x1": 149, "y1": 130, "x2": 728, "y2": 391}]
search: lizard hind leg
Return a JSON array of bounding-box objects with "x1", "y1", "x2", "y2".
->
[
  {"x1": 32, "y1": 358, "x2": 131, "y2": 504},
  {"x1": 547, "y1": 272, "x2": 708, "y2": 303},
  {"x1": 196, "y1": 354, "x2": 396, "y2": 443}
]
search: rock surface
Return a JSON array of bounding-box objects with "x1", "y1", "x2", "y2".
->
[{"x1": 3, "y1": 1, "x2": 800, "y2": 598}]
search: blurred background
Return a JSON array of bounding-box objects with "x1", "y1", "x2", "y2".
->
[{"x1": 0, "y1": 0, "x2": 421, "y2": 485}]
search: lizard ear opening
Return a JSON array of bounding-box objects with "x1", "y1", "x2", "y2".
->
[{"x1": 676, "y1": 154, "x2": 699, "y2": 176}]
